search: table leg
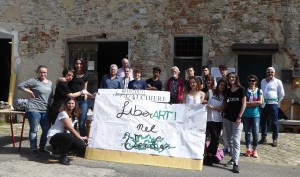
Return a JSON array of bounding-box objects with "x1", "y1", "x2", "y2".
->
[
  {"x1": 19, "y1": 114, "x2": 26, "y2": 151},
  {"x1": 9, "y1": 115, "x2": 16, "y2": 148}
]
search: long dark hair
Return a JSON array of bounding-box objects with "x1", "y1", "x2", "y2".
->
[
  {"x1": 74, "y1": 57, "x2": 86, "y2": 74},
  {"x1": 202, "y1": 74, "x2": 215, "y2": 92},
  {"x1": 213, "y1": 79, "x2": 227, "y2": 103},
  {"x1": 59, "y1": 97, "x2": 81, "y2": 121}
]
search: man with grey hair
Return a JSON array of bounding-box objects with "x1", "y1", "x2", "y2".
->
[
  {"x1": 100, "y1": 64, "x2": 124, "y2": 89},
  {"x1": 117, "y1": 58, "x2": 133, "y2": 78},
  {"x1": 166, "y1": 66, "x2": 184, "y2": 104},
  {"x1": 259, "y1": 67, "x2": 285, "y2": 147}
]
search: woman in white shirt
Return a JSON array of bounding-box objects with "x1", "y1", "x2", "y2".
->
[
  {"x1": 47, "y1": 97, "x2": 87, "y2": 165},
  {"x1": 183, "y1": 76, "x2": 205, "y2": 104},
  {"x1": 203, "y1": 79, "x2": 227, "y2": 166}
]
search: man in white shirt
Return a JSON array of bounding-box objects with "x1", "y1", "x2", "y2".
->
[
  {"x1": 259, "y1": 67, "x2": 285, "y2": 147},
  {"x1": 117, "y1": 58, "x2": 133, "y2": 78}
]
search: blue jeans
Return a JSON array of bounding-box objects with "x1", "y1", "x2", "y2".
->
[
  {"x1": 243, "y1": 117, "x2": 259, "y2": 149},
  {"x1": 25, "y1": 112, "x2": 50, "y2": 150},
  {"x1": 260, "y1": 104, "x2": 279, "y2": 141},
  {"x1": 77, "y1": 100, "x2": 88, "y2": 136}
]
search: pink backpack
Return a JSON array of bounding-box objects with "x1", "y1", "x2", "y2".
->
[{"x1": 205, "y1": 141, "x2": 224, "y2": 163}]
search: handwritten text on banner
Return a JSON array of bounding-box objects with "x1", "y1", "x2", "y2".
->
[{"x1": 88, "y1": 94, "x2": 207, "y2": 159}]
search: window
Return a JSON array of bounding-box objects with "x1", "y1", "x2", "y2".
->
[{"x1": 174, "y1": 37, "x2": 203, "y2": 78}]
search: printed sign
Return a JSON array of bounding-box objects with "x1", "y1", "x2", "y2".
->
[
  {"x1": 211, "y1": 67, "x2": 236, "y2": 78},
  {"x1": 88, "y1": 94, "x2": 207, "y2": 159},
  {"x1": 98, "y1": 89, "x2": 170, "y2": 103}
]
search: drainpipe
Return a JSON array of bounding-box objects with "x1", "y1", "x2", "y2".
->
[
  {"x1": 283, "y1": 0, "x2": 288, "y2": 48},
  {"x1": 8, "y1": 39, "x2": 15, "y2": 107}
]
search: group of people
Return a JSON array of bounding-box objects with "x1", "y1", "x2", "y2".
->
[
  {"x1": 18, "y1": 58, "x2": 94, "y2": 165},
  {"x1": 18, "y1": 56, "x2": 285, "y2": 172},
  {"x1": 100, "y1": 58, "x2": 163, "y2": 91},
  {"x1": 175, "y1": 65, "x2": 284, "y2": 173}
]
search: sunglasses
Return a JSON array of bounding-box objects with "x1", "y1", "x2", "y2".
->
[
  {"x1": 267, "y1": 71, "x2": 274, "y2": 73},
  {"x1": 248, "y1": 80, "x2": 256, "y2": 82}
]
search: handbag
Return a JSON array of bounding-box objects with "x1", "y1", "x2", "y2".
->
[{"x1": 13, "y1": 98, "x2": 28, "y2": 111}]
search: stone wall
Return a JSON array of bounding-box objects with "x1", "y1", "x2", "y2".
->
[{"x1": 0, "y1": 0, "x2": 300, "y2": 100}]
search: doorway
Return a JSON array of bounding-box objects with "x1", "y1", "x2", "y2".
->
[
  {"x1": 238, "y1": 54, "x2": 272, "y2": 88},
  {"x1": 98, "y1": 41, "x2": 128, "y2": 86},
  {"x1": 0, "y1": 38, "x2": 12, "y2": 102},
  {"x1": 68, "y1": 41, "x2": 128, "y2": 89}
]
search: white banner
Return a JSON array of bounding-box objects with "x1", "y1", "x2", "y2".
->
[
  {"x1": 88, "y1": 95, "x2": 207, "y2": 159},
  {"x1": 98, "y1": 89, "x2": 170, "y2": 103}
]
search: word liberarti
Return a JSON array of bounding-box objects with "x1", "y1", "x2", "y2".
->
[{"x1": 116, "y1": 101, "x2": 177, "y2": 120}]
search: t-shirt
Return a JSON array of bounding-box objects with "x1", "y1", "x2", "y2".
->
[
  {"x1": 68, "y1": 74, "x2": 88, "y2": 101},
  {"x1": 17, "y1": 78, "x2": 53, "y2": 112},
  {"x1": 53, "y1": 81, "x2": 71, "y2": 104},
  {"x1": 224, "y1": 86, "x2": 246, "y2": 122},
  {"x1": 49, "y1": 81, "x2": 71, "y2": 122},
  {"x1": 243, "y1": 88, "x2": 261, "y2": 118},
  {"x1": 128, "y1": 80, "x2": 146, "y2": 90},
  {"x1": 207, "y1": 90, "x2": 224, "y2": 122},
  {"x1": 146, "y1": 78, "x2": 162, "y2": 91},
  {"x1": 47, "y1": 111, "x2": 75, "y2": 141}
]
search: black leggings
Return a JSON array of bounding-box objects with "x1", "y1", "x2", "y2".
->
[
  {"x1": 50, "y1": 133, "x2": 86, "y2": 157},
  {"x1": 206, "y1": 121, "x2": 222, "y2": 155}
]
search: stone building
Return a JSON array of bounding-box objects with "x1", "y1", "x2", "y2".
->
[{"x1": 0, "y1": 0, "x2": 300, "y2": 117}]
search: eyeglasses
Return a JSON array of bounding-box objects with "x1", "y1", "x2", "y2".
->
[
  {"x1": 267, "y1": 71, "x2": 274, "y2": 73},
  {"x1": 248, "y1": 80, "x2": 256, "y2": 82}
]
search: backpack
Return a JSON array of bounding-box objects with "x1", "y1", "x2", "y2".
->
[{"x1": 205, "y1": 141, "x2": 224, "y2": 163}]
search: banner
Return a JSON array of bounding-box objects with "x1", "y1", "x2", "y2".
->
[{"x1": 88, "y1": 94, "x2": 207, "y2": 160}]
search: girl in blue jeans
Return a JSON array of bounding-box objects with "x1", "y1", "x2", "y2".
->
[
  {"x1": 18, "y1": 65, "x2": 53, "y2": 157},
  {"x1": 243, "y1": 75, "x2": 262, "y2": 158},
  {"x1": 69, "y1": 58, "x2": 90, "y2": 136}
]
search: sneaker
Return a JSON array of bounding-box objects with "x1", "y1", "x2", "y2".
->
[
  {"x1": 204, "y1": 156, "x2": 213, "y2": 166},
  {"x1": 59, "y1": 155, "x2": 70, "y2": 165},
  {"x1": 258, "y1": 138, "x2": 267, "y2": 144},
  {"x1": 226, "y1": 159, "x2": 234, "y2": 167},
  {"x1": 30, "y1": 150, "x2": 40, "y2": 157},
  {"x1": 232, "y1": 163, "x2": 240, "y2": 173},
  {"x1": 245, "y1": 149, "x2": 251, "y2": 157},
  {"x1": 252, "y1": 150, "x2": 258, "y2": 158},
  {"x1": 39, "y1": 148, "x2": 48, "y2": 153},
  {"x1": 272, "y1": 140, "x2": 278, "y2": 147}
]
